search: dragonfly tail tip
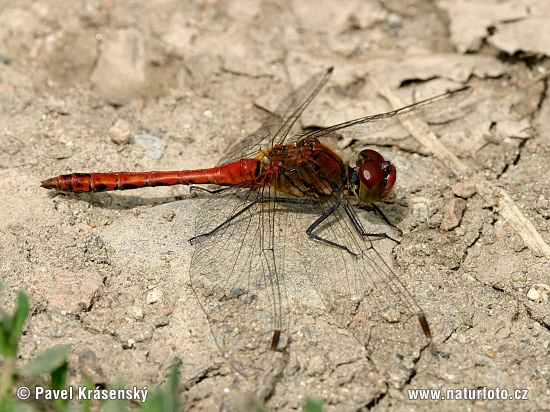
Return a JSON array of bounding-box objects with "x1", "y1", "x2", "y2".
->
[{"x1": 41, "y1": 177, "x2": 57, "y2": 190}]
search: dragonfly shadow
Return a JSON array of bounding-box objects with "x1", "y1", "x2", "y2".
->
[
  {"x1": 46, "y1": 190, "x2": 196, "y2": 211},
  {"x1": 45, "y1": 185, "x2": 240, "y2": 211}
]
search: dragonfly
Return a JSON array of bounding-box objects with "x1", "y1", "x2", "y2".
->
[{"x1": 42, "y1": 68, "x2": 472, "y2": 377}]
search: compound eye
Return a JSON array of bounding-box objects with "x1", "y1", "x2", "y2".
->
[
  {"x1": 358, "y1": 161, "x2": 385, "y2": 203},
  {"x1": 358, "y1": 149, "x2": 385, "y2": 164},
  {"x1": 356, "y1": 150, "x2": 396, "y2": 203}
]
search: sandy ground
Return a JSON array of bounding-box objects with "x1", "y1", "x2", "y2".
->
[{"x1": 1, "y1": 0, "x2": 549, "y2": 411}]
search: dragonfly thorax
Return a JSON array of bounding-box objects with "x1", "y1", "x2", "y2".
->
[{"x1": 255, "y1": 136, "x2": 348, "y2": 200}]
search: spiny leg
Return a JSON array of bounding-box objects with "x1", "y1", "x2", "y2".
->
[
  {"x1": 189, "y1": 198, "x2": 259, "y2": 243},
  {"x1": 344, "y1": 204, "x2": 400, "y2": 244},
  {"x1": 189, "y1": 185, "x2": 230, "y2": 195},
  {"x1": 190, "y1": 195, "x2": 319, "y2": 243},
  {"x1": 370, "y1": 203, "x2": 403, "y2": 236},
  {"x1": 305, "y1": 203, "x2": 360, "y2": 255}
]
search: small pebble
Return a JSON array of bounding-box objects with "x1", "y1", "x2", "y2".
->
[
  {"x1": 146, "y1": 291, "x2": 159, "y2": 304},
  {"x1": 381, "y1": 308, "x2": 400, "y2": 323},
  {"x1": 440, "y1": 198, "x2": 468, "y2": 231},
  {"x1": 306, "y1": 355, "x2": 326, "y2": 376},
  {"x1": 46, "y1": 97, "x2": 69, "y2": 115},
  {"x1": 411, "y1": 199, "x2": 434, "y2": 220},
  {"x1": 527, "y1": 284, "x2": 549, "y2": 302},
  {"x1": 527, "y1": 287, "x2": 540, "y2": 301},
  {"x1": 130, "y1": 305, "x2": 144, "y2": 320},
  {"x1": 154, "y1": 316, "x2": 170, "y2": 328},
  {"x1": 387, "y1": 13, "x2": 403, "y2": 30},
  {"x1": 131, "y1": 134, "x2": 167, "y2": 160},
  {"x1": 108, "y1": 119, "x2": 132, "y2": 145},
  {"x1": 452, "y1": 182, "x2": 477, "y2": 199},
  {"x1": 510, "y1": 271, "x2": 526, "y2": 283},
  {"x1": 163, "y1": 210, "x2": 175, "y2": 222}
]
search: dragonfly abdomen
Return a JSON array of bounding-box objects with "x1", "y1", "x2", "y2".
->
[{"x1": 41, "y1": 159, "x2": 261, "y2": 192}]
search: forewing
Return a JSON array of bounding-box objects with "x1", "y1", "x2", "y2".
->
[
  {"x1": 302, "y1": 86, "x2": 473, "y2": 142},
  {"x1": 219, "y1": 68, "x2": 333, "y2": 164}
]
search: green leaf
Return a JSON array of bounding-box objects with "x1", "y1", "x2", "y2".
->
[
  {"x1": 80, "y1": 378, "x2": 95, "y2": 412},
  {"x1": 139, "y1": 391, "x2": 165, "y2": 412},
  {"x1": 51, "y1": 361, "x2": 69, "y2": 412},
  {"x1": 0, "y1": 394, "x2": 15, "y2": 412},
  {"x1": 0, "y1": 290, "x2": 29, "y2": 358},
  {"x1": 102, "y1": 393, "x2": 127, "y2": 412},
  {"x1": 50, "y1": 361, "x2": 68, "y2": 391},
  {"x1": 304, "y1": 397, "x2": 323, "y2": 412},
  {"x1": 166, "y1": 360, "x2": 180, "y2": 412},
  {"x1": 0, "y1": 308, "x2": 10, "y2": 355},
  {"x1": 19, "y1": 345, "x2": 70, "y2": 377},
  {"x1": 11, "y1": 291, "x2": 29, "y2": 340},
  {"x1": 139, "y1": 359, "x2": 180, "y2": 412}
]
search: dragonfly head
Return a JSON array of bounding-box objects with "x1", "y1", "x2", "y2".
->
[{"x1": 355, "y1": 149, "x2": 396, "y2": 203}]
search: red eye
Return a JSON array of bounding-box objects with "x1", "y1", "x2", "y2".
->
[
  {"x1": 357, "y1": 150, "x2": 396, "y2": 203},
  {"x1": 359, "y1": 161, "x2": 384, "y2": 190},
  {"x1": 358, "y1": 149, "x2": 385, "y2": 164}
]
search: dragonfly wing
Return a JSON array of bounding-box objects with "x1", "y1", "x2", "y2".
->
[
  {"x1": 219, "y1": 68, "x2": 333, "y2": 164},
  {"x1": 276, "y1": 197, "x2": 430, "y2": 379},
  {"x1": 189, "y1": 186, "x2": 291, "y2": 377},
  {"x1": 190, "y1": 182, "x2": 429, "y2": 381},
  {"x1": 303, "y1": 86, "x2": 473, "y2": 142},
  {"x1": 276, "y1": 159, "x2": 430, "y2": 375}
]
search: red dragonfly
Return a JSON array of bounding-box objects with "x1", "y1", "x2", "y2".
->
[{"x1": 42, "y1": 68, "x2": 471, "y2": 377}]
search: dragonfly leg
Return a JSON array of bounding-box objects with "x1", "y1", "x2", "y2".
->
[
  {"x1": 271, "y1": 198, "x2": 383, "y2": 254},
  {"x1": 344, "y1": 204, "x2": 400, "y2": 244},
  {"x1": 305, "y1": 203, "x2": 359, "y2": 255},
  {"x1": 189, "y1": 198, "x2": 258, "y2": 244},
  {"x1": 189, "y1": 185, "x2": 229, "y2": 195},
  {"x1": 370, "y1": 203, "x2": 403, "y2": 236},
  {"x1": 190, "y1": 196, "x2": 311, "y2": 243}
]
